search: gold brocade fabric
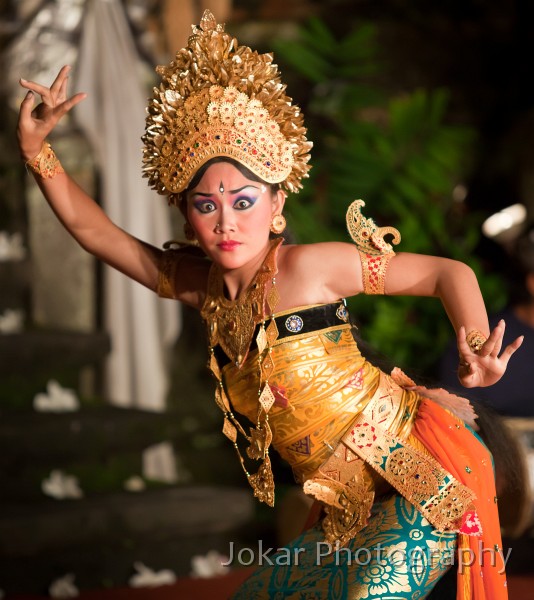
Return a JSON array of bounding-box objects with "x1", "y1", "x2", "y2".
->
[
  {"x1": 222, "y1": 318, "x2": 425, "y2": 545},
  {"x1": 221, "y1": 310, "x2": 481, "y2": 547},
  {"x1": 223, "y1": 324, "x2": 418, "y2": 485}
]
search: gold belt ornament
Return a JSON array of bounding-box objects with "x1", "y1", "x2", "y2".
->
[{"x1": 304, "y1": 372, "x2": 476, "y2": 546}]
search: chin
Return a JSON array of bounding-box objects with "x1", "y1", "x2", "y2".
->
[{"x1": 213, "y1": 254, "x2": 247, "y2": 270}]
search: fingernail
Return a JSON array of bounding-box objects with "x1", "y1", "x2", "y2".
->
[
  {"x1": 26, "y1": 91, "x2": 33, "y2": 97},
  {"x1": 20, "y1": 78, "x2": 27, "y2": 83}
]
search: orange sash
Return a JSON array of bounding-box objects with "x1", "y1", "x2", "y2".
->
[{"x1": 412, "y1": 399, "x2": 508, "y2": 600}]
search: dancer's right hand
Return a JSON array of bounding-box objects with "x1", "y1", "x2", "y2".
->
[{"x1": 17, "y1": 65, "x2": 87, "y2": 161}]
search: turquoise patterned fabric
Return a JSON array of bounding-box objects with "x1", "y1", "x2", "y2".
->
[{"x1": 233, "y1": 494, "x2": 456, "y2": 599}]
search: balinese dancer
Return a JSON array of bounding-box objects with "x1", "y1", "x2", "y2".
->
[{"x1": 17, "y1": 11, "x2": 522, "y2": 599}]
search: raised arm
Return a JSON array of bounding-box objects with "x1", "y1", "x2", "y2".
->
[
  {"x1": 17, "y1": 66, "x2": 207, "y2": 308},
  {"x1": 18, "y1": 66, "x2": 163, "y2": 289}
]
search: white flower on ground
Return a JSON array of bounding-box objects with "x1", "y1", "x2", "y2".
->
[
  {"x1": 42, "y1": 470, "x2": 83, "y2": 500},
  {"x1": 191, "y1": 550, "x2": 230, "y2": 578},
  {"x1": 129, "y1": 562, "x2": 176, "y2": 588},
  {"x1": 0, "y1": 308, "x2": 24, "y2": 333},
  {"x1": 49, "y1": 573, "x2": 79, "y2": 598},
  {"x1": 0, "y1": 231, "x2": 26, "y2": 261},
  {"x1": 123, "y1": 476, "x2": 146, "y2": 492},
  {"x1": 33, "y1": 380, "x2": 79, "y2": 412}
]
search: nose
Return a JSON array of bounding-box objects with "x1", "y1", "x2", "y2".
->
[{"x1": 215, "y1": 205, "x2": 236, "y2": 233}]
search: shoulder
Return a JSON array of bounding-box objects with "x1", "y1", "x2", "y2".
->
[
  {"x1": 277, "y1": 242, "x2": 363, "y2": 302},
  {"x1": 280, "y1": 241, "x2": 359, "y2": 269},
  {"x1": 159, "y1": 247, "x2": 211, "y2": 309}
]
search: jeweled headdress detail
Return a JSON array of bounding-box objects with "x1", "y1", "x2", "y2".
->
[{"x1": 142, "y1": 10, "x2": 312, "y2": 202}]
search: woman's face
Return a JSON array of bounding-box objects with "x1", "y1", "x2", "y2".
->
[{"x1": 186, "y1": 161, "x2": 285, "y2": 270}]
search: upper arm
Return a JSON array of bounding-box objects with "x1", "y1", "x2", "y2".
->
[
  {"x1": 82, "y1": 221, "x2": 209, "y2": 308},
  {"x1": 283, "y1": 244, "x2": 472, "y2": 302},
  {"x1": 385, "y1": 252, "x2": 474, "y2": 297}
]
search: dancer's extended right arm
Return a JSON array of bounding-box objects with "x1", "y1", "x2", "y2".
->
[{"x1": 18, "y1": 66, "x2": 163, "y2": 294}]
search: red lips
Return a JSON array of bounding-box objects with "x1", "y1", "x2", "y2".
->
[{"x1": 217, "y1": 241, "x2": 241, "y2": 251}]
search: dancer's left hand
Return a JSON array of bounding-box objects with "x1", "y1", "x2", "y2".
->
[{"x1": 457, "y1": 320, "x2": 523, "y2": 388}]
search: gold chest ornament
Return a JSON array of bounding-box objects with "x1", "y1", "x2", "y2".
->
[{"x1": 200, "y1": 238, "x2": 283, "y2": 506}]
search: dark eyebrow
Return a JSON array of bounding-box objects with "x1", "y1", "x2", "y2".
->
[
  {"x1": 229, "y1": 185, "x2": 260, "y2": 194},
  {"x1": 191, "y1": 192, "x2": 215, "y2": 198},
  {"x1": 191, "y1": 184, "x2": 259, "y2": 198}
]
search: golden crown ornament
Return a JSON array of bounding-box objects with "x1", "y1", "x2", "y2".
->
[{"x1": 142, "y1": 10, "x2": 312, "y2": 204}]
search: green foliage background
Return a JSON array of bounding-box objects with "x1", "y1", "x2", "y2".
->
[{"x1": 274, "y1": 18, "x2": 506, "y2": 374}]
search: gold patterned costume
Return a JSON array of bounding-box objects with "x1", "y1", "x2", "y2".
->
[
  {"x1": 149, "y1": 11, "x2": 507, "y2": 599},
  {"x1": 158, "y1": 241, "x2": 508, "y2": 599}
]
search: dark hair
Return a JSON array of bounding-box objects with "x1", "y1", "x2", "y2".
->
[{"x1": 178, "y1": 157, "x2": 280, "y2": 208}]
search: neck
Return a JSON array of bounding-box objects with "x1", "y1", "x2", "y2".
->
[{"x1": 220, "y1": 240, "x2": 274, "y2": 300}]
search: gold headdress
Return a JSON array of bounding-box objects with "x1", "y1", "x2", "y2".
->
[{"x1": 142, "y1": 10, "x2": 312, "y2": 202}]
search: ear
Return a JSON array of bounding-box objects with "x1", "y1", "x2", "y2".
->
[
  {"x1": 271, "y1": 189, "x2": 286, "y2": 216},
  {"x1": 526, "y1": 272, "x2": 534, "y2": 299}
]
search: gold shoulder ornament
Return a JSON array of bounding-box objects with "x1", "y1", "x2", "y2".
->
[{"x1": 346, "y1": 199, "x2": 401, "y2": 295}]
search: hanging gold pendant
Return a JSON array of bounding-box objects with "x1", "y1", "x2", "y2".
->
[
  {"x1": 256, "y1": 326, "x2": 268, "y2": 354},
  {"x1": 262, "y1": 354, "x2": 275, "y2": 379},
  {"x1": 267, "y1": 285, "x2": 280, "y2": 313},
  {"x1": 258, "y1": 383, "x2": 276, "y2": 413},
  {"x1": 222, "y1": 417, "x2": 237, "y2": 442},
  {"x1": 249, "y1": 455, "x2": 275, "y2": 507},
  {"x1": 247, "y1": 420, "x2": 273, "y2": 460},
  {"x1": 217, "y1": 302, "x2": 254, "y2": 367},
  {"x1": 266, "y1": 318, "x2": 279, "y2": 345},
  {"x1": 209, "y1": 353, "x2": 221, "y2": 379},
  {"x1": 215, "y1": 387, "x2": 230, "y2": 412},
  {"x1": 321, "y1": 478, "x2": 375, "y2": 546}
]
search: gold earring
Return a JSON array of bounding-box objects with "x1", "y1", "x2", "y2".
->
[
  {"x1": 270, "y1": 214, "x2": 286, "y2": 235},
  {"x1": 183, "y1": 222, "x2": 196, "y2": 241}
]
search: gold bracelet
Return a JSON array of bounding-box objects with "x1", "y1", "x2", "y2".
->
[
  {"x1": 26, "y1": 141, "x2": 64, "y2": 179},
  {"x1": 466, "y1": 329, "x2": 487, "y2": 353}
]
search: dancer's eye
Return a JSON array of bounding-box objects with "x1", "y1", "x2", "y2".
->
[
  {"x1": 193, "y1": 200, "x2": 217, "y2": 214},
  {"x1": 233, "y1": 196, "x2": 257, "y2": 210}
]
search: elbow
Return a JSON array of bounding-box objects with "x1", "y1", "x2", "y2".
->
[
  {"x1": 452, "y1": 259, "x2": 476, "y2": 280},
  {"x1": 436, "y1": 259, "x2": 477, "y2": 296}
]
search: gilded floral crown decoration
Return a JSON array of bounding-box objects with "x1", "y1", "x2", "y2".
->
[{"x1": 142, "y1": 10, "x2": 312, "y2": 203}]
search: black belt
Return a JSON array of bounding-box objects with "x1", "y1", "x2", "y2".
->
[{"x1": 214, "y1": 301, "x2": 350, "y2": 368}]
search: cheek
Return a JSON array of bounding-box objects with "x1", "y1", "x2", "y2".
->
[
  {"x1": 187, "y1": 210, "x2": 210, "y2": 235},
  {"x1": 250, "y1": 202, "x2": 274, "y2": 227}
]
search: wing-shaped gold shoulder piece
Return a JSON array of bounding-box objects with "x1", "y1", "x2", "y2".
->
[{"x1": 346, "y1": 200, "x2": 401, "y2": 256}]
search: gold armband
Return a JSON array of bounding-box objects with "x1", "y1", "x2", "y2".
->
[
  {"x1": 359, "y1": 252, "x2": 394, "y2": 294},
  {"x1": 26, "y1": 141, "x2": 65, "y2": 179},
  {"x1": 466, "y1": 329, "x2": 487, "y2": 353},
  {"x1": 346, "y1": 199, "x2": 401, "y2": 295},
  {"x1": 157, "y1": 248, "x2": 186, "y2": 299}
]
